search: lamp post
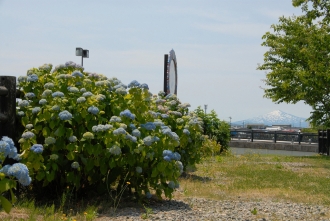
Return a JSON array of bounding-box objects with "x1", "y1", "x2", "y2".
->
[
  {"x1": 76, "y1": 47, "x2": 89, "y2": 66},
  {"x1": 204, "y1": 104, "x2": 207, "y2": 115},
  {"x1": 229, "y1": 116, "x2": 232, "y2": 128}
]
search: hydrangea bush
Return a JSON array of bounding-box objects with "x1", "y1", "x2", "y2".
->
[
  {"x1": 0, "y1": 136, "x2": 32, "y2": 213},
  {"x1": 16, "y1": 62, "x2": 204, "y2": 199}
]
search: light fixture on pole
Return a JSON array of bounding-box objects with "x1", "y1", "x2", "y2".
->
[
  {"x1": 204, "y1": 104, "x2": 208, "y2": 115},
  {"x1": 76, "y1": 47, "x2": 89, "y2": 66}
]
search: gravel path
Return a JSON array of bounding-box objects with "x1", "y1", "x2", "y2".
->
[{"x1": 96, "y1": 197, "x2": 330, "y2": 221}]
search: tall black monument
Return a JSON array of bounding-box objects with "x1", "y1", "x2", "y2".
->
[{"x1": 164, "y1": 49, "x2": 178, "y2": 95}]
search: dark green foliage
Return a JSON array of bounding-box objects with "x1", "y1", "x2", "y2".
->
[{"x1": 194, "y1": 106, "x2": 230, "y2": 151}]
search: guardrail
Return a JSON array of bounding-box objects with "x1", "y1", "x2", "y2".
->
[
  {"x1": 230, "y1": 129, "x2": 317, "y2": 144},
  {"x1": 230, "y1": 129, "x2": 329, "y2": 155}
]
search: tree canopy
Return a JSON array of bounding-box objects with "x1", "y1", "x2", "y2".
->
[{"x1": 258, "y1": 0, "x2": 330, "y2": 127}]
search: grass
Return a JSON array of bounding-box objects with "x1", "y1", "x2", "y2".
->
[
  {"x1": 1, "y1": 149, "x2": 330, "y2": 220},
  {"x1": 177, "y1": 150, "x2": 330, "y2": 205}
]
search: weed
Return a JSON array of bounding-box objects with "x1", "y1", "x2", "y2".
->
[
  {"x1": 141, "y1": 205, "x2": 153, "y2": 219},
  {"x1": 251, "y1": 207, "x2": 258, "y2": 215}
]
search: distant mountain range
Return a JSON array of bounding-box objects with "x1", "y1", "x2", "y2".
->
[{"x1": 232, "y1": 110, "x2": 309, "y2": 128}]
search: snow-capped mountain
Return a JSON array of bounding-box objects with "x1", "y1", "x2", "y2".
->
[{"x1": 233, "y1": 110, "x2": 309, "y2": 128}]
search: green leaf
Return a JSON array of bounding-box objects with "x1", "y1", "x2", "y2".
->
[
  {"x1": 42, "y1": 127, "x2": 50, "y2": 137},
  {"x1": 0, "y1": 179, "x2": 14, "y2": 193},
  {"x1": 66, "y1": 152, "x2": 75, "y2": 161},
  {"x1": 36, "y1": 171, "x2": 45, "y2": 181},
  {"x1": 46, "y1": 171, "x2": 55, "y2": 182},
  {"x1": 0, "y1": 195, "x2": 12, "y2": 213}
]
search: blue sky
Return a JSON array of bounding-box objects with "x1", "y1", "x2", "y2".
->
[{"x1": 0, "y1": 0, "x2": 312, "y2": 122}]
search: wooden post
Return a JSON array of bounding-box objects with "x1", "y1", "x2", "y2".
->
[
  {"x1": 0, "y1": 76, "x2": 16, "y2": 141},
  {"x1": 163, "y1": 54, "x2": 168, "y2": 94}
]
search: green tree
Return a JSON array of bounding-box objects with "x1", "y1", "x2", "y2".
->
[
  {"x1": 194, "y1": 106, "x2": 230, "y2": 151},
  {"x1": 258, "y1": 1, "x2": 330, "y2": 127}
]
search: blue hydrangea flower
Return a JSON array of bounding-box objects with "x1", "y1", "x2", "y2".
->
[
  {"x1": 77, "y1": 97, "x2": 86, "y2": 103},
  {"x1": 25, "y1": 124, "x2": 33, "y2": 130},
  {"x1": 2, "y1": 136, "x2": 18, "y2": 159},
  {"x1": 30, "y1": 144, "x2": 44, "y2": 154},
  {"x1": 22, "y1": 132, "x2": 35, "y2": 139},
  {"x1": 71, "y1": 162, "x2": 80, "y2": 169},
  {"x1": 59, "y1": 110, "x2": 72, "y2": 120},
  {"x1": 27, "y1": 74, "x2": 38, "y2": 82},
  {"x1": 155, "y1": 99, "x2": 166, "y2": 104},
  {"x1": 52, "y1": 105, "x2": 60, "y2": 111},
  {"x1": 71, "y1": 70, "x2": 83, "y2": 77},
  {"x1": 65, "y1": 61, "x2": 76, "y2": 67},
  {"x1": 18, "y1": 76, "x2": 27, "y2": 83},
  {"x1": 18, "y1": 100, "x2": 29, "y2": 107},
  {"x1": 39, "y1": 99, "x2": 47, "y2": 105},
  {"x1": 50, "y1": 154, "x2": 59, "y2": 160},
  {"x1": 158, "y1": 91, "x2": 166, "y2": 97},
  {"x1": 95, "y1": 81, "x2": 105, "y2": 87},
  {"x1": 168, "y1": 181, "x2": 175, "y2": 189},
  {"x1": 139, "y1": 83, "x2": 149, "y2": 90},
  {"x1": 136, "y1": 166, "x2": 142, "y2": 173},
  {"x1": 183, "y1": 129, "x2": 190, "y2": 135},
  {"x1": 32, "y1": 107, "x2": 41, "y2": 114},
  {"x1": 6, "y1": 163, "x2": 31, "y2": 186},
  {"x1": 132, "y1": 129, "x2": 141, "y2": 138},
  {"x1": 161, "y1": 128, "x2": 172, "y2": 136},
  {"x1": 0, "y1": 141, "x2": 11, "y2": 158},
  {"x1": 45, "y1": 137, "x2": 56, "y2": 145},
  {"x1": 161, "y1": 114, "x2": 169, "y2": 119},
  {"x1": 128, "y1": 80, "x2": 140, "y2": 88},
  {"x1": 120, "y1": 109, "x2": 135, "y2": 120},
  {"x1": 80, "y1": 88, "x2": 87, "y2": 92},
  {"x1": 110, "y1": 116, "x2": 121, "y2": 123},
  {"x1": 163, "y1": 155, "x2": 171, "y2": 163},
  {"x1": 92, "y1": 124, "x2": 113, "y2": 132},
  {"x1": 173, "y1": 152, "x2": 181, "y2": 161},
  {"x1": 17, "y1": 111, "x2": 25, "y2": 116},
  {"x1": 25, "y1": 92, "x2": 35, "y2": 99},
  {"x1": 95, "y1": 94, "x2": 106, "y2": 101},
  {"x1": 42, "y1": 89, "x2": 52, "y2": 97},
  {"x1": 154, "y1": 120, "x2": 164, "y2": 127},
  {"x1": 152, "y1": 136, "x2": 160, "y2": 142},
  {"x1": 68, "y1": 87, "x2": 79, "y2": 93},
  {"x1": 82, "y1": 91, "x2": 93, "y2": 97},
  {"x1": 163, "y1": 150, "x2": 174, "y2": 161},
  {"x1": 141, "y1": 122, "x2": 156, "y2": 130},
  {"x1": 115, "y1": 87, "x2": 127, "y2": 95},
  {"x1": 44, "y1": 82, "x2": 54, "y2": 89},
  {"x1": 176, "y1": 118, "x2": 184, "y2": 124},
  {"x1": 125, "y1": 134, "x2": 137, "y2": 143},
  {"x1": 129, "y1": 124, "x2": 136, "y2": 129},
  {"x1": 52, "y1": 91, "x2": 65, "y2": 98},
  {"x1": 146, "y1": 192, "x2": 152, "y2": 199},
  {"x1": 169, "y1": 111, "x2": 182, "y2": 117},
  {"x1": 148, "y1": 111, "x2": 158, "y2": 118},
  {"x1": 143, "y1": 136, "x2": 153, "y2": 146},
  {"x1": 68, "y1": 136, "x2": 77, "y2": 143},
  {"x1": 88, "y1": 106, "x2": 99, "y2": 115},
  {"x1": 109, "y1": 145, "x2": 121, "y2": 155},
  {"x1": 113, "y1": 128, "x2": 126, "y2": 135},
  {"x1": 176, "y1": 161, "x2": 184, "y2": 174}
]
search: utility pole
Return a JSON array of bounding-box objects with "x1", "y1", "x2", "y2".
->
[{"x1": 204, "y1": 104, "x2": 207, "y2": 115}]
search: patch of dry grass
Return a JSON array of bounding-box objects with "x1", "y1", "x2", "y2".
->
[{"x1": 176, "y1": 152, "x2": 330, "y2": 205}]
